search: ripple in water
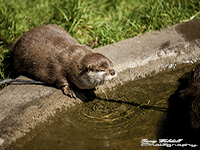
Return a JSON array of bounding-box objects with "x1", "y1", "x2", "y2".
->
[{"x1": 64, "y1": 99, "x2": 141, "y2": 140}]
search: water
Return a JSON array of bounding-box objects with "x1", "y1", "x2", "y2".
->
[{"x1": 9, "y1": 63, "x2": 199, "y2": 150}]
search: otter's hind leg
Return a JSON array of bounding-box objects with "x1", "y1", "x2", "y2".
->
[{"x1": 55, "y1": 77, "x2": 76, "y2": 98}]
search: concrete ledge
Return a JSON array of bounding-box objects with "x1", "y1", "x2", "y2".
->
[
  {"x1": 96, "y1": 19, "x2": 200, "y2": 86},
  {"x1": 1, "y1": 19, "x2": 200, "y2": 149}
]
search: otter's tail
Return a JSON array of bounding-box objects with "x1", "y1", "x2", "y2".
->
[{"x1": 0, "y1": 79, "x2": 47, "y2": 86}]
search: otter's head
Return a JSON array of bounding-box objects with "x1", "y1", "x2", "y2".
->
[{"x1": 77, "y1": 53, "x2": 117, "y2": 89}]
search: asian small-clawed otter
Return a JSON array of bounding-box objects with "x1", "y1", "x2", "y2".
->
[
  {"x1": 179, "y1": 64, "x2": 200, "y2": 129},
  {"x1": 188, "y1": 64, "x2": 200, "y2": 129},
  {"x1": 0, "y1": 24, "x2": 117, "y2": 98}
]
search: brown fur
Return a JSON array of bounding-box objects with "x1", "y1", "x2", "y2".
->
[
  {"x1": 179, "y1": 64, "x2": 200, "y2": 129},
  {"x1": 12, "y1": 24, "x2": 116, "y2": 98},
  {"x1": 188, "y1": 64, "x2": 200, "y2": 129}
]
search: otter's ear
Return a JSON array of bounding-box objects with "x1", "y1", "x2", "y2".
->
[{"x1": 87, "y1": 64, "x2": 93, "y2": 72}]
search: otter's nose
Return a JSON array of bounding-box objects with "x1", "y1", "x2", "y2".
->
[{"x1": 110, "y1": 70, "x2": 115, "y2": 76}]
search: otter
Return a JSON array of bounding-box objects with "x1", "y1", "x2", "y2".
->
[
  {"x1": 0, "y1": 24, "x2": 116, "y2": 98},
  {"x1": 188, "y1": 64, "x2": 200, "y2": 129},
  {"x1": 178, "y1": 64, "x2": 200, "y2": 129}
]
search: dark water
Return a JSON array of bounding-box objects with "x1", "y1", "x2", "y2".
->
[{"x1": 9, "y1": 63, "x2": 200, "y2": 150}]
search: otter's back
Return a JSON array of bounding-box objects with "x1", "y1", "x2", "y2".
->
[{"x1": 12, "y1": 24, "x2": 80, "y2": 74}]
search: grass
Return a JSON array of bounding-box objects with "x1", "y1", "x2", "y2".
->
[{"x1": 0, "y1": 0, "x2": 200, "y2": 81}]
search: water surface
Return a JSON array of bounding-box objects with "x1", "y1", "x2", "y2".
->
[{"x1": 10, "y1": 63, "x2": 199, "y2": 150}]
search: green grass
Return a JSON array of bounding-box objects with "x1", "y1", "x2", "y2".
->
[{"x1": 0, "y1": 0, "x2": 200, "y2": 81}]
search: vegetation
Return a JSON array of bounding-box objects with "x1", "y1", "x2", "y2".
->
[{"x1": 0, "y1": 0, "x2": 200, "y2": 81}]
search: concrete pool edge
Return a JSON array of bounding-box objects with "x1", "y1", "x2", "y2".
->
[{"x1": 0, "y1": 19, "x2": 200, "y2": 149}]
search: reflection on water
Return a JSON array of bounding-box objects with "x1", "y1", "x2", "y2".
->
[{"x1": 10, "y1": 63, "x2": 199, "y2": 150}]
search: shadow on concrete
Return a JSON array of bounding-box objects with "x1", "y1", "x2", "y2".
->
[{"x1": 175, "y1": 19, "x2": 200, "y2": 47}]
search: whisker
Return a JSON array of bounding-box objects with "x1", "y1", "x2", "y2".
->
[{"x1": 102, "y1": 89, "x2": 108, "y2": 100}]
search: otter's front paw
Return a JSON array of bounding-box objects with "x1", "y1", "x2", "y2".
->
[{"x1": 62, "y1": 86, "x2": 76, "y2": 98}]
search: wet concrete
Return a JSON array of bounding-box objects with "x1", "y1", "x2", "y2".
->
[
  {"x1": 0, "y1": 19, "x2": 200, "y2": 149},
  {"x1": 175, "y1": 19, "x2": 200, "y2": 44}
]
